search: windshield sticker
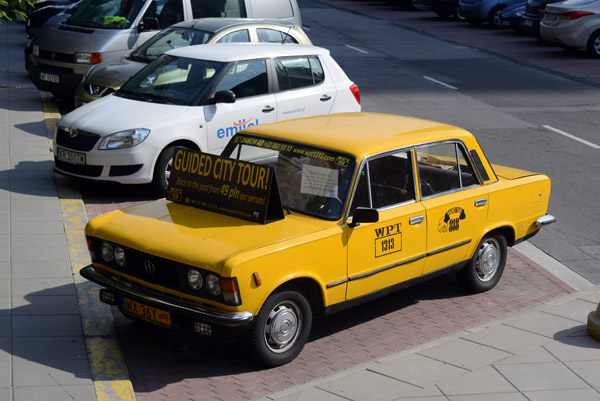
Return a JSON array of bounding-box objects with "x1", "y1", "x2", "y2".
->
[
  {"x1": 167, "y1": 147, "x2": 283, "y2": 224},
  {"x1": 374, "y1": 223, "x2": 402, "y2": 258},
  {"x1": 438, "y1": 207, "x2": 466, "y2": 233},
  {"x1": 300, "y1": 165, "x2": 338, "y2": 198}
]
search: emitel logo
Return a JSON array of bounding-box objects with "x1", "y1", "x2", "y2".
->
[{"x1": 144, "y1": 260, "x2": 156, "y2": 274}]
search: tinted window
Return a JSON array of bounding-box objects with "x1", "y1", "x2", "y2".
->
[
  {"x1": 154, "y1": 0, "x2": 184, "y2": 29},
  {"x1": 215, "y1": 60, "x2": 268, "y2": 98},
  {"x1": 276, "y1": 56, "x2": 314, "y2": 91},
  {"x1": 191, "y1": 0, "x2": 247, "y2": 18},
  {"x1": 216, "y1": 29, "x2": 250, "y2": 43},
  {"x1": 256, "y1": 28, "x2": 298, "y2": 43},
  {"x1": 309, "y1": 57, "x2": 324, "y2": 85}
]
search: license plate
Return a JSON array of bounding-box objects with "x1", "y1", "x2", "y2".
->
[
  {"x1": 57, "y1": 147, "x2": 86, "y2": 165},
  {"x1": 545, "y1": 13, "x2": 557, "y2": 21},
  {"x1": 40, "y1": 72, "x2": 59, "y2": 83},
  {"x1": 524, "y1": 19, "x2": 533, "y2": 26},
  {"x1": 121, "y1": 297, "x2": 172, "y2": 327}
]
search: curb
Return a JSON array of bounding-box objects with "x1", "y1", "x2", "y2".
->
[{"x1": 41, "y1": 92, "x2": 136, "y2": 401}]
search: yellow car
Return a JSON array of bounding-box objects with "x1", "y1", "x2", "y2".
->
[{"x1": 81, "y1": 112, "x2": 555, "y2": 367}]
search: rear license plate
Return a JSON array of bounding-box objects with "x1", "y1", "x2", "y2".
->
[
  {"x1": 524, "y1": 19, "x2": 533, "y2": 26},
  {"x1": 40, "y1": 72, "x2": 59, "y2": 83},
  {"x1": 121, "y1": 297, "x2": 172, "y2": 327},
  {"x1": 57, "y1": 147, "x2": 85, "y2": 165},
  {"x1": 545, "y1": 13, "x2": 557, "y2": 21}
]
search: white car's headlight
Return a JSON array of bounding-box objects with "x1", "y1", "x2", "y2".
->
[{"x1": 98, "y1": 129, "x2": 150, "y2": 150}]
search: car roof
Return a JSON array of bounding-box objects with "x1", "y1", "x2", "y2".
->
[
  {"x1": 166, "y1": 43, "x2": 329, "y2": 61},
  {"x1": 171, "y1": 17, "x2": 297, "y2": 32},
  {"x1": 239, "y1": 113, "x2": 476, "y2": 160}
]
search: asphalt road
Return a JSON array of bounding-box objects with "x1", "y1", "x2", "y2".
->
[{"x1": 61, "y1": 0, "x2": 600, "y2": 283}]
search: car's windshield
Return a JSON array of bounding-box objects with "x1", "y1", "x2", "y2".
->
[
  {"x1": 66, "y1": 0, "x2": 144, "y2": 29},
  {"x1": 222, "y1": 134, "x2": 356, "y2": 220},
  {"x1": 117, "y1": 55, "x2": 225, "y2": 106},
  {"x1": 129, "y1": 28, "x2": 214, "y2": 63}
]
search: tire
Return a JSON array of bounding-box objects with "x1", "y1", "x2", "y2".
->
[
  {"x1": 487, "y1": 6, "x2": 505, "y2": 29},
  {"x1": 456, "y1": 234, "x2": 507, "y2": 293},
  {"x1": 249, "y1": 289, "x2": 312, "y2": 367},
  {"x1": 454, "y1": 6, "x2": 466, "y2": 20},
  {"x1": 587, "y1": 31, "x2": 600, "y2": 58},
  {"x1": 152, "y1": 146, "x2": 177, "y2": 197}
]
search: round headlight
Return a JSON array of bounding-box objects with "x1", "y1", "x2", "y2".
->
[
  {"x1": 187, "y1": 270, "x2": 203, "y2": 291},
  {"x1": 100, "y1": 242, "x2": 113, "y2": 262},
  {"x1": 114, "y1": 247, "x2": 126, "y2": 267},
  {"x1": 206, "y1": 274, "x2": 221, "y2": 296}
]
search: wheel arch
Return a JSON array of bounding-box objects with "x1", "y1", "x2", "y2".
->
[
  {"x1": 481, "y1": 225, "x2": 515, "y2": 247},
  {"x1": 153, "y1": 139, "x2": 201, "y2": 169},
  {"x1": 271, "y1": 277, "x2": 325, "y2": 317}
]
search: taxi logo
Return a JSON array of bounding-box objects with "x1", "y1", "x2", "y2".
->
[
  {"x1": 438, "y1": 207, "x2": 466, "y2": 233},
  {"x1": 217, "y1": 118, "x2": 259, "y2": 139},
  {"x1": 144, "y1": 260, "x2": 156, "y2": 274},
  {"x1": 374, "y1": 223, "x2": 402, "y2": 258}
]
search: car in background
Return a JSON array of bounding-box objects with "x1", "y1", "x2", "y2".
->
[
  {"x1": 522, "y1": 0, "x2": 561, "y2": 38},
  {"x1": 79, "y1": 112, "x2": 555, "y2": 367},
  {"x1": 501, "y1": 2, "x2": 527, "y2": 31},
  {"x1": 418, "y1": 0, "x2": 464, "y2": 19},
  {"x1": 74, "y1": 18, "x2": 312, "y2": 107},
  {"x1": 541, "y1": 0, "x2": 600, "y2": 56},
  {"x1": 26, "y1": 0, "x2": 80, "y2": 38},
  {"x1": 28, "y1": 0, "x2": 302, "y2": 100},
  {"x1": 54, "y1": 44, "x2": 361, "y2": 195},
  {"x1": 459, "y1": 0, "x2": 523, "y2": 27}
]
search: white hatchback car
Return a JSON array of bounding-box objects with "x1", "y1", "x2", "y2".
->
[{"x1": 54, "y1": 43, "x2": 361, "y2": 194}]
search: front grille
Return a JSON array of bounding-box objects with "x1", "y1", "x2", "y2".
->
[
  {"x1": 38, "y1": 63, "x2": 73, "y2": 74},
  {"x1": 55, "y1": 158, "x2": 103, "y2": 177},
  {"x1": 56, "y1": 127, "x2": 100, "y2": 151},
  {"x1": 109, "y1": 164, "x2": 143, "y2": 177},
  {"x1": 39, "y1": 49, "x2": 73, "y2": 63}
]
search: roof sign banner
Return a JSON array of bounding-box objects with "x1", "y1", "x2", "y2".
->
[{"x1": 166, "y1": 147, "x2": 284, "y2": 224}]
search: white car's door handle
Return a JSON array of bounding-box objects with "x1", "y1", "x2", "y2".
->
[
  {"x1": 262, "y1": 105, "x2": 275, "y2": 112},
  {"x1": 475, "y1": 198, "x2": 487, "y2": 207},
  {"x1": 410, "y1": 215, "x2": 425, "y2": 225},
  {"x1": 320, "y1": 95, "x2": 332, "y2": 102}
]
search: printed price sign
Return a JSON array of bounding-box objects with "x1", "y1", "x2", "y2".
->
[{"x1": 166, "y1": 147, "x2": 284, "y2": 224}]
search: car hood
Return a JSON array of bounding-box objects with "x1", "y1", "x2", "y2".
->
[
  {"x1": 492, "y1": 164, "x2": 538, "y2": 179},
  {"x1": 86, "y1": 199, "x2": 327, "y2": 274},
  {"x1": 85, "y1": 56, "x2": 146, "y2": 89},
  {"x1": 59, "y1": 94, "x2": 188, "y2": 135},
  {"x1": 35, "y1": 23, "x2": 126, "y2": 53}
]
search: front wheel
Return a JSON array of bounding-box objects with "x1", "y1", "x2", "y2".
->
[
  {"x1": 488, "y1": 6, "x2": 505, "y2": 28},
  {"x1": 587, "y1": 31, "x2": 600, "y2": 58},
  {"x1": 250, "y1": 289, "x2": 312, "y2": 367},
  {"x1": 152, "y1": 146, "x2": 178, "y2": 197},
  {"x1": 456, "y1": 234, "x2": 507, "y2": 293}
]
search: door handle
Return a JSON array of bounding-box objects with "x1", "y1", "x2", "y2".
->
[
  {"x1": 262, "y1": 105, "x2": 275, "y2": 113},
  {"x1": 474, "y1": 198, "x2": 487, "y2": 207},
  {"x1": 410, "y1": 215, "x2": 424, "y2": 225},
  {"x1": 320, "y1": 95, "x2": 332, "y2": 102}
]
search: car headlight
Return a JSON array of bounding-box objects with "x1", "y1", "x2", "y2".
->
[
  {"x1": 33, "y1": 44, "x2": 39, "y2": 57},
  {"x1": 75, "y1": 52, "x2": 102, "y2": 64},
  {"x1": 187, "y1": 270, "x2": 203, "y2": 291},
  {"x1": 515, "y1": 10, "x2": 524, "y2": 16},
  {"x1": 114, "y1": 247, "x2": 126, "y2": 267},
  {"x1": 206, "y1": 274, "x2": 222, "y2": 296},
  {"x1": 98, "y1": 129, "x2": 150, "y2": 150},
  {"x1": 100, "y1": 242, "x2": 114, "y2": 262}
]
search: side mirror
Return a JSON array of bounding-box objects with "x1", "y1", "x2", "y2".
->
[
  {"x1": 348, "y1": 207, "x2": 379, "y2": 228},
  {"x1": 138, "y1": 17, "x2": 158, "y2": 31},
  {"x1": 212, "y1": 90, "x2": 236, "y2": 104}
]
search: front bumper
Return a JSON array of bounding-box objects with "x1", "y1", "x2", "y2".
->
[
  {"x1": 28, "y1": 63, "x2": 83, "y2": 97},
  {"x1": 80, "y1": 265, "x2": 254, "y2": 328}
]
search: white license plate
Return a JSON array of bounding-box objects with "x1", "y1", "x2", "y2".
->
[
  {"x1": 524, "y1": 19, "x2": 533, "y2": 26},
  {"x1": 40, "y1": 72, "x2": 59, "y2": 83},
  {"x1": 57, "y1": 148, "x2": 85, "y2": 165},
  {"x1": 545, "y1": 13, "x2": 557, "y2": 21}
]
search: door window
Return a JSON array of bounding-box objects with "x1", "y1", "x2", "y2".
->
[
  {"x1": 191, "y1": 0, "x2": 247, "y2": 18},
  {"x1": 215, "y1": 60, "x2": 268, "y2": 99},
  {"x1": 154, "y1": 0, "x2": 184, "y2": 29},
  {"x1": 275, "y1": 56, "x2": 324, "y2": 91},
  {"x1": 216, "y1": 29, "x2": 250, "y2": 43},
  {"x1": 256, "y1": 28, "x2": 299, "y2": 43}
]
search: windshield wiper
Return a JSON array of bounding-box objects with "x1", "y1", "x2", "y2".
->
[{"x1": 65, "y1": 18, "x2": 105, "y2": 28}]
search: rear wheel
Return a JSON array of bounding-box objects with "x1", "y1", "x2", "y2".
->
[
  {"x1": 249, "y1": 289, "x2": 312, "y2": 367},
  {"x1": 488, "y1": 6, "x2": 505, "y2": 28},
  {"x1": 456, "y1": 234, "x2": 507, "y2": 293},
  {"x1": 587, "y1": 31, "x2": 600, "y2": 58}
]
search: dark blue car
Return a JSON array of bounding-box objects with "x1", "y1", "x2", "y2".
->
[
  {"x1": 459, "y1": 0, "x2": 525, "y2": 27},
  {"x1": 501, "y1": 2, "x2": 526, "y2": 32}
]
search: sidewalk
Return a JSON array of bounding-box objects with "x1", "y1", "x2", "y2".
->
[{"x1": 3, "y1": 16, "x2": 600, "y2": 401}]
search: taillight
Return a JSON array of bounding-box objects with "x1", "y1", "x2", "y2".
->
[
  {"x1": 539, "y1": 4, "x2": 546, "y2": 12},
  {"x1": 350, "y1": 83, "x2": 360, "y2": 105},
  {"x1": 559, "y1": 11, "x2": 594, "y2": 19}
]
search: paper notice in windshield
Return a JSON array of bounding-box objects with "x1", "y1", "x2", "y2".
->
[
  {"x1": 166, "y1": 147, "x2": 283, "y2": 224},
  {"x1": 300, "y1": 165, "x2": 338, "y2": 198}
]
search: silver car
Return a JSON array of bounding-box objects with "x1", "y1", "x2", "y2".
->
[
  {"x1": 74, "y1": 18, "x2": 311, "y2": 106},
  {"x1": 541, "y1": 0, "x2": 600, "y2": 57}
]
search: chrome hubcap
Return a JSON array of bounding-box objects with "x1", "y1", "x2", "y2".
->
[
  {"x1": 476, "y1": 238, "x2": 500, "y2": 282},
  {"x1": 264, "y1": 301, "x2": 301, "y2": 353},
  {"x1": 164, "y1": 156, "x2": 173, "y2": 186}
]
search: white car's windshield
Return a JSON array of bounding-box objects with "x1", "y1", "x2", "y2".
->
[
  {"x1": 67, "y1": 0, "x2": 144, "y2": 28},
  {"x1": 117, "y1": 55, "x2": 225, "y2": 106},
  {"x1": 222, "y1": 134, "x2": 356, "y2": 220},
  {"x1": 129, "y1": 28, "x2": 214, "y2": 63}
]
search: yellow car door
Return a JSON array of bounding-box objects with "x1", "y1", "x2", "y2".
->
[{"x1": 345, "y1": 150, "x2": 427, "y2": 300}]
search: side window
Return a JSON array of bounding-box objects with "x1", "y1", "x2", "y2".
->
[
  {"x1": 256, "y1": 28, "x2": 299, "y2": 44},
  {"x1": 155, "y1": 0, "x2": 184, "y2": 29},
  {"x1": 215, "y1": 60, "x2": 268, "y2": 99},
  {"x1": 191, "y1": 0, "x2": 247, "y2": 18},
  {"x1": 416, "y1": 142, "x2": 479, "y2": 198},
  {"x1": 248, "y1": 0, "x2": 293, "y2": 18},
  {"x1": 275, "y1": 56, "x2": 314, "y2": 91},
  {"x1": 349, "y1": 151, "x2": 415, "y2": 213},
  {"x1": 216, "y1": 29, "x2": 250, "y2": 43},
  {"x1": 309, "y1": 57, "x2": 324, "y2": 85}
]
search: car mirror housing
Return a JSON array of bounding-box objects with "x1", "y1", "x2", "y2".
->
[
  {"x1": 212, "y1": 90, "x2": 236, "y2": 104},
  {"x1": 349, "y1": 207, "x2": 379, "y2": 228}
]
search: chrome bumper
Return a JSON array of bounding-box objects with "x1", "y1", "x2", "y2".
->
[
  {"x1": 80, "y1": 265, "x2": 254, "y2": 327},
  {"x1": 536, "y1": 214, "x2": 556, "y2": 227}
]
